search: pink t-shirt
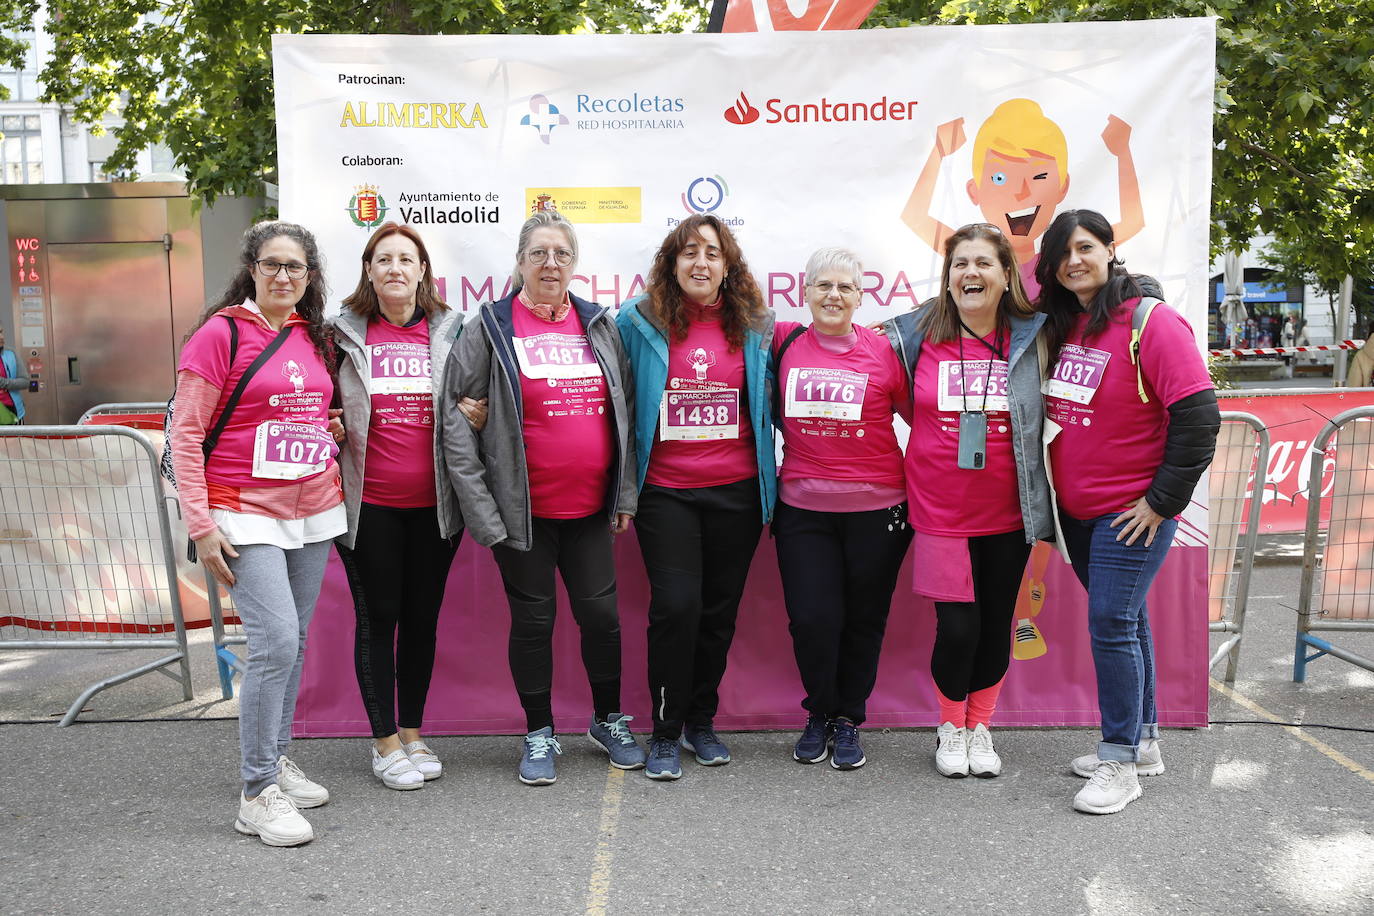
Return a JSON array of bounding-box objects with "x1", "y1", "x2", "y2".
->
[
  {"x1": 906, "y1": 330, "x2": 1022, "y2": 536},
  {"x1": 645, "y1": 304, "x2": 756, "y2": 489},
  {"x1": 1046, "y1": 299, "x2": 1213, "y2": 519},
  {"x1": 774, "y1": 321, "x2": 908, "y2": 511},
  {"x1": 512, "y1": 305, "x2": 614, "y2": 518},
  {"x1": 178, "y1": 310, "x2": 338, "y2": 489},
  {"x1": 361, "y1": 315, "x2": 435, "y2": 508}
]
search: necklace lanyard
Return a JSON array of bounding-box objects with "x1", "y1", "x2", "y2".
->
[{"x1": 956, "y1": 324, "x2": 1003, "y2": 415}]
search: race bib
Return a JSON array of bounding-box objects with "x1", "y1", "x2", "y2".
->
[
  {"x1": 1043, "y1": 345, "x2": 1111, "y2": 405},
  {"x1": 659, "y1": 388, "x2": 740, "y2": 441},
  {"x1": 785, "y1": 367, "x2": 869, "y2": 421},
  {"x1": 368, "y1": 341, "x2": 431, "y2": 396},
  {"x1": 937, "y1": 359, "x2": 1009, "y2": 413},
  {"x1": 515, "y1": 332, "x2": 604, "y2": 381},
  {"x1": 252, "y1": 421, "x2": 336, "y2": 480}
]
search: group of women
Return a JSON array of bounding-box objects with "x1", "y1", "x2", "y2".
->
[{"x1": 169, "y1": 205, "x2": 1218, "y2": 846}]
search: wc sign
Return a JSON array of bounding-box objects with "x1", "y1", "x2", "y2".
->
[{"x1": 14, "y1": 236, "x2": 41, "y2": 284}]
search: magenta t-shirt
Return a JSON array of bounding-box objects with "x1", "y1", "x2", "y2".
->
[
  {"x1": 774, "y1": 321, "x2": 907, "y2": 493},
  {"x1": 645, "y1": 309, "x2": 756, "y2": 489},
  {"x1": 1046, "y1": 299, "x2": 1213, "y2": 519},
  {"x1": 178, "y1": 311, "x2": 337, "y2": 488},
  {"x1": 906, "y1": 331, "x2": 1021, "y2": 536},
  {"x1": 362, "y1": 316, "x2": 436, "y2": 508},
  {"x1": 512, "y1": 305, "x2": 614, "y2": 519}
]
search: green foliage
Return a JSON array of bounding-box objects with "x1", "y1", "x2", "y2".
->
[
  {"x1": 27, "y1": 0, "x2": 705, "y2": 206},
  {"x1": 0, "y1": 0, "x2": 38, "y2": 101},
  {"x1": 867, "y1": 0, "x2": 1374, "y2": 293}
]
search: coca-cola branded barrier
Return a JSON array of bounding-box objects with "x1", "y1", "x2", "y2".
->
[{"x1": 1217, "y1": 389, "x2": 1374, "y2": 533}]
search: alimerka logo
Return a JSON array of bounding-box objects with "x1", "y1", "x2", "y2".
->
[
  {"x1": 346, "y1": 184, "x2": 388, "y2": 228},
  {"x1": 723, "y1": 92, "x2": 761, "y2": 125}
]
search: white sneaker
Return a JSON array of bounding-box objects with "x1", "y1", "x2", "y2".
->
[
  {"x1": 234, "y1": 785, "x2": 314, "y2": 846},
  {"x1": 1071, "y1": 738, "x2": 1164, "y2": 778},
  {"x1": 1073, "y1": 760, "x2": 1142, "y2": 814},
  {"x1": 966, "y1": 723, "x2": 1002, "y2": 778},
  {"x1": 372, "y1": 747, "x2": 424, "y2": 790},
  {"x1": 403, "y1": 740, "x2": 443, "y2": 781},
  {"x1": 934, "y1": 722, "x2": 969, "y2": 778},
  {"x1": 277, "y1": 755, "x2": 329, "y2": 808}
]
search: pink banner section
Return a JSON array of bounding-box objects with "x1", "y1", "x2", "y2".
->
[
  {"x1": 1218, "y1": 388, "x2": 1374, "y2": 534},
  {"x1": 293, "y1": 535, "x2": 1208, "y2": 736}
]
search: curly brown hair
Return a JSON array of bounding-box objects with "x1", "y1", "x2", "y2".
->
[{"x1": 645, "y1": 214, "x2": 765, "y2": 351}]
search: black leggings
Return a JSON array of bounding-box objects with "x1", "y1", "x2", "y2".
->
[
  {"x1": 337, "y1": 503, "x2": 459, "y2": 739},
  {"x1": 635, "y1": 479, "x2": 763, "y2": 740},
  {"x1": 774, "y1": 500, "x2": 912, "y2": 725},
  {"x1": 930, "y1": 530, "x2": 1032, "y2": 701},
  {"x1": 492, "y1": 513, "x2": 622, "y2": 733}
]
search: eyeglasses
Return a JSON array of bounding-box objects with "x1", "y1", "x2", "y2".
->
[
  {"x1": 254, "y1": 259, "x2": 310, "y2": 280},
  {"x1": 525, "y1": 247, "x2": 575, "y2": 267},
  {"x1": 809, "y1": 281, "x2": 860, "y2": 297}
]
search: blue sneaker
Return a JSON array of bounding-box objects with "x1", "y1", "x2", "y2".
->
[
  {"x1": 681, "y1": 723, "x2": 731, "y2": 766},
  {"x1": 518, "y1": 727, "x2": 562, "y2": 786},
  {"x1": 588, "y1": 713, "x2": 646, "y2": 770},
  {"x1": 644, "y1": 736, "x2": 682, "y2": 781},
  {"x1": 830, "y1": 718, "x2": 866, "y2": 770},
  {"x1": 793, "y1": 715, "x2": 833, "y2": 764}
]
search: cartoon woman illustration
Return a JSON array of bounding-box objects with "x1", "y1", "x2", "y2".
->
[
  {"x1": 686, "y1": 347, "x2": 716, "y2": 383},
  {"x1": 901, "y1": 99, "x2": 1144, "y2": 297},
  {"x1": 281, "y1": 358, "x2": 308, "y2": 394}
]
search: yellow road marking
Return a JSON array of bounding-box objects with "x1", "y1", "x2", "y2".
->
[
  {"x1": 1210, "y1": 677, "x2": 1374, "y2": 785},
  {"x1": 585, "y1": 765, "x2": 626, "y2": 915}
]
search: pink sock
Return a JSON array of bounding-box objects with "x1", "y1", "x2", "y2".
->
[
  {"x1": 966, "y1": 679, "x2": 1005, "y2": 729},
  {"x1": 935, "y1": 685, "x2": 967, "y2": 729}
]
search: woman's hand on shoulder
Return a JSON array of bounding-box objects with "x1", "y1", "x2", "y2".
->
[
  {"x1": 195, "y1": 529, "x2": 239, "y2": 587},
  {"x1": 1110, "y1": 496, "x2": 1166, "y2": 547}
]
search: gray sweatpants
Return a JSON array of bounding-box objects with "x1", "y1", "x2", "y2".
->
[{"x1": 225, "y1": 540, "x2": 332, "y2": 797}]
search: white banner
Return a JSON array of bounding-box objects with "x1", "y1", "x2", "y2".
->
[{"x1": 273, "y1": 20, "x2": 1215, "y2": 331}]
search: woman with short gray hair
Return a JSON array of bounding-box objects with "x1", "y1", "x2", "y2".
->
[
  {"x1": 772, "y1": 247, "x2": 913, "y2": 770},
  {"x1": 441, "y1": 211, "x2": 642, "y2": 785}
]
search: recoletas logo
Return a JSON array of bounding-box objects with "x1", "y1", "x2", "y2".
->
[
  {"x1": 521, "y1": 95, "x2": 570, "y2": 144},
  {"x1": 723, "y1": 92, "x2": 760, "y2": 125}
]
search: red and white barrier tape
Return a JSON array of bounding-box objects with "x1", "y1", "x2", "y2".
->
[{"x1": 1209, "y1": 340, "x2": 1364, "y2": 357}]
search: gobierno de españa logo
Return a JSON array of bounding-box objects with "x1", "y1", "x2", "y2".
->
[
  {"x1": 347, "y1": 184, "x2": 389, "y2": 228},
  {"x1": 723, "y1": 92, "x2": 760, "y2": 125}
]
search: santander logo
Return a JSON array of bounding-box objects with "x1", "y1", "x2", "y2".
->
[{"x1": 723, "y1": 91, "x2": 760, "y2": 125}]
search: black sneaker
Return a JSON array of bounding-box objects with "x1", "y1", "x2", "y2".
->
[
  {"x1": 792, "y1": 715, "x2": 832, "y2": 764},
  {"x1": 829, "y1": 718, "x2": 866, "y2": 770}
]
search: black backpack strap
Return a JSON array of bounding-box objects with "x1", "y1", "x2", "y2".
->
[
  {"x1": 201, "y1": 321, "x2": 292, "y2": 461},
  {"x1": 769, "y1": 324, "x2": 808, "y2": 425}
]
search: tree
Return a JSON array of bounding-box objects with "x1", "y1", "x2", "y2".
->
[
  {"x1": 0, "y1": 0, "x2": 38, "y2": 100},
  {"x1": 866, "y1": 0, "x2": 1374, "y2": 290},
  {"x1": 28, "y1": 0, "x2": 706, "y2": 206},
  {"x1": 1260, "y1": 236, "x2": 1374, "y2": 339}
]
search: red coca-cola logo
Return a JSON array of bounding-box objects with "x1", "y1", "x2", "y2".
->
[{"x1": 723, "y1": 92, "x2": 760, "y2": 125}]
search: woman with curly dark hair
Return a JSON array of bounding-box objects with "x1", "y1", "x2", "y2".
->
[
  {"x1": 170, "y1": 221, "x2": 341, "y2": 846},
  {"x1": 616, "y1": 214, "x2": 776, "y2": 781}
]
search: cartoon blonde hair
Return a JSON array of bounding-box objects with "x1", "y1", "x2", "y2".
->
[{"x1": 971, "y1": 99, "x2": 1068, "y2": 181}]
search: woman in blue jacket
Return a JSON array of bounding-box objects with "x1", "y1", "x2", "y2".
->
[{"x1": 616, "y1": 214, "x2": 776, "y2": 781}]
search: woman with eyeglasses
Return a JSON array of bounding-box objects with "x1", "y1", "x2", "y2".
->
[
  {"x1": 772, "y1": 247, "x2": 913, "y2": 771},
  {"x1": 331, "y1": 221, "x2": 488, "y2": 791},
  {"x1": 616, "y1": 214, "x2": 775, "y2": 781},
  {"x1": 441, "y1": 210, "x2": 642, "y2": 786},
  {"x1": 881, "y1": 222, "x2": 1053, "y2": 781},
  {"x1": 170, "y1": 222, "x2": 342, "y2": 846},
  {"x1": 1036, "y1": 209, "x2": 1218, "y2": 815}
]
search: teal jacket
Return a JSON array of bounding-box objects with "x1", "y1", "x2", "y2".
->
[{"x1": 615, "y1": 295, "x2": 777, "y2": 523}]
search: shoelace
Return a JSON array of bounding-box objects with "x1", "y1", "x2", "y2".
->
[
  {"x1": 1014, "y1": 623, "x2": 1038, "y2": 642},
  {"x1": 603, "y1": 715, "x2": 637, "y2": 745},
  {"x1": 649, "y1": 737, "x2": 677, "y2": 759},
  {"x1": 692, "y1": 727, "x2": 723, "y2": 749},
  {"x1": 263, "y1": 787, "x2": 296, "y2": 818},
  {"x1": 968, "y1": 728, "x2": 993, "y2": 755},
  {"x1": 803, "y1": 717, "x2": 830, "y2": 741},
  {"x1": 940, "y1": 727, "x2": 967, "y2": 754},
  {"x1": 526, "y1": 734, "x2": 563, "y2": 760},
  {"x1": 832, "y1": 722, "x2": 859, "y2": 749},
  {"x1": 280, "y1": 757, "x2": 306, "y2": 781},
  {"x1": 1087, "y1": 759, "x2": 1125, "y2": 788}
]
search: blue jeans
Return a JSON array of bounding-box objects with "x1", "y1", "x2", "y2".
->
[{"x1": 1060, "y1": 512, "x2": 1177, "y2": 763}]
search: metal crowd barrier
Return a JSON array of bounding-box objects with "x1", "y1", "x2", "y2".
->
[
  {"x1": 1207, "y1": 412, "x2": 1269, "y2": 683},
  {"x1": 0, "y1": 425, "x2": 192, "y2": 724},
  {"x1": 1296, "y1": 405, "x2": 1374, "y2": 681},
  {"x1": 207, "y1": 570, "x2": 245, "y2": 699}
]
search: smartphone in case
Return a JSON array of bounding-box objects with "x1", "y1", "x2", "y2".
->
[{"x1": 957, "y1": 410, "x2": 987, "y2": 470}]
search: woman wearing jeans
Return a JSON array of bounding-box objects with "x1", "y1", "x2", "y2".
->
[
  {"x1": 617, "y1": 214, "x2": 776, "y2": 781},
  {"x1": 170, "y1": 221, "x2": 342, "y2": 846},
  {"x1": 1036, "y1": 210, "x2": 1219, "y2": 814}
]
